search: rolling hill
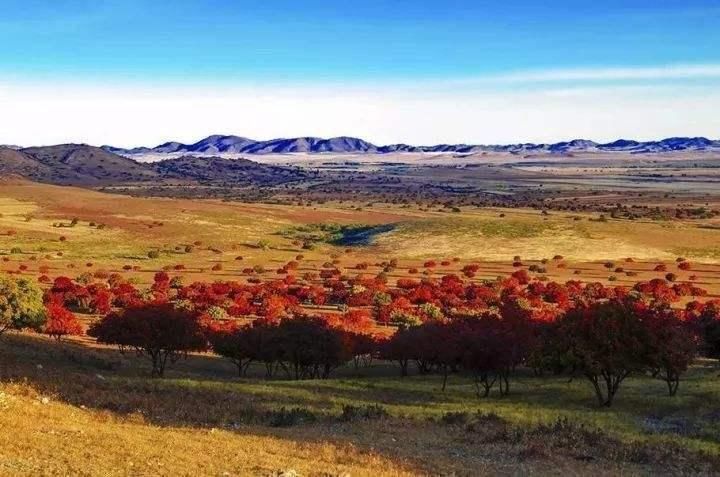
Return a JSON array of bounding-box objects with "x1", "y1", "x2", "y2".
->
[
  {"x1": 153, "y1": 155, "x2": 311, "y2": 185},
  {"x1": 0, "y1": 145, "x2": 308, "y2": 187},
  {"x1": 19, "y1": 144, "x2": 160, "y2": 185}
]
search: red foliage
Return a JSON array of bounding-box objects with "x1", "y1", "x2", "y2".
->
[
  {"x1": 340, "y1": 309, "x2": 374, "y2": 333},
  {"x1": 44, "y1": 304, "x2": 83, "y2": 341}
]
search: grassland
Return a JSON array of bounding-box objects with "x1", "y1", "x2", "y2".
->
[
  {"x1": 4, "y1": 181, "x2": 718, "y2": 295},
  {"x1": 2, "y1": 334, "x2": 719, "y2": 476},
  {"x1": 2, "y1": 181, "x2": 720, "y2": 266},
  {"x1": 2, "y1": 180, "x2": 720, "y2": 474}
]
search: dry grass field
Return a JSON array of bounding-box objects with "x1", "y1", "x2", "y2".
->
[{"x1": 1, "y1": 180, "x2": 719, "y2": 293}]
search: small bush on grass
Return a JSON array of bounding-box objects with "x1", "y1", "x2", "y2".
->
[
  {"x1": 340, "y1": 404, "x2": 389, "y2": 422},
  {"x1": 265, "y1": 407, "x2": 317, "y2": 427}
]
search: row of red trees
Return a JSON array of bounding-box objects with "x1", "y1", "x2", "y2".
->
[
  {"x1": 382, "y1": 297, "x2": 701, "y2": 405},
  {"x1": 34, "y1": 266, "x2": 720, "y2": 406}
]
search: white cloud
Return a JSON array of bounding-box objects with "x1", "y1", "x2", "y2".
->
[
  {"x1": 450, "y1": 63, "x2": 720, "y2": 85},
  {"x1": 1, "y1": 75, "x2": 719, "y2": 147}
]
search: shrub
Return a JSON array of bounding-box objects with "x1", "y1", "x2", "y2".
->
[
  {"x1": 265, "y1": 407, "x2": 317, "y2": 427},
  {"x1": 0, "y1": 276, "x2": 46, "y2": 335},
  {"x1": 440, "y1": 411, "x2": 473, "y2": 426},
  {"x1": 340, "y1": 404, "x2": 389, "y2": 422},
  {"x1": 389, "y1": 310, "x2": 422, "y2": 327}
]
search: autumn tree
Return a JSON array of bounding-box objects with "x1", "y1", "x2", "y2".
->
[
  {"x1": 381, "y1": 328, "x2": 414, "y2": 377},
  {"x1": 273, "y1": 316, "x2": 351, "y2": 379},
  {"x1": 208, "y1": 322, "x2": 254, "y2": 377},
  {"x1": 89, "y1": 303, "x2": 207, "y2": 377},
  {"x1": 642, "y1": 303, "x2": 696, "y2": 396},
  {"x1": 44, "y1": 303, "x2": 83, "y2": 342},
  {"x1": 459, "y1": 317, "x2": 516, "y2": 397},
  {"x1": 691, "y1": 300, "x2": 720, "y2": 360},
  {"x1": 551, "y1": 299, "x2": 649, "y2": 406}
]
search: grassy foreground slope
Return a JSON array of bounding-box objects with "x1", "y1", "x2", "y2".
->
[{"x1": 1, "y1": 335, "x2": 719, "y2": 476}]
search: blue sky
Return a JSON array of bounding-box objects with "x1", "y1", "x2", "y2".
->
[
  {"x1": 3, "y1": 0, "x2": 719, "y2": 82},
  {"x1": 1, "y1": 0, "x2": 719, "y2": 146}
]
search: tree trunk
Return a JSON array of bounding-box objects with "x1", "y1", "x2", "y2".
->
[
  {"x1": 399, "y1": 359, "x2": 408, "y2": 377},
  {"x1": 498, "y1": 371, "x2": 510, "y2": 397},
  {"x1": 587, "y1": 374, "x2": 607, "y2": 406},
  {"x1": 665, "y1": 371, "x2": 679, "y2": 396}
]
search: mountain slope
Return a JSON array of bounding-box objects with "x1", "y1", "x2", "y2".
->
[
  {"x1": 0, "y1": 147, "x2": 52, "y2": 179},
  {"x1": 0, "y1": 145, "x2": 310, "y2": 187},
  {"x1": 20, "y1": 144, "x2": 160, "y2": 184},
  {"x1": 186, "y1": 135, "x2": 257, "y2": 153},
  {"x1": 154, "y1": 155, "x2": 311, "y2": 184}
]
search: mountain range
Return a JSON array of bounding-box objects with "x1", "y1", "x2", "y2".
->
[
  {"x1": 2, "y1": 136, "x2": 719, "y2": 188},
  {"x1": 102, "y1": 135, "x2": 720, "y2": 156}
]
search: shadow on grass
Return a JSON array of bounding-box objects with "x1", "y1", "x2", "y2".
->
[{"x1": 2, "y1": 333, "x2": 720, "y2": 474}]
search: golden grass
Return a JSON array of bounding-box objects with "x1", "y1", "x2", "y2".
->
[
  {"x1": 1, "y1": 182, "x2": 720, "y2": 295},
  {"x1": 3, "y1": 335, "x2": 718, "y2": 476},
  {"x1": 0, "y1": 383, "x2": 417, "y2": 476},
  {"x1": 373, "y1": 208, "x2": 720, "y2": 262},
  {"x1": 5, "y1": 182, "x2": 720, "y2": 266}
]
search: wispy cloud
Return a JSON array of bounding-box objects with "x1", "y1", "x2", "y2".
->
[{"x1": 450, "y1": 63, "x2": 720, "y2": 85}]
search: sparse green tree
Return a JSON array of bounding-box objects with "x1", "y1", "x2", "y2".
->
[{"x1": 0, "y1": 276, "x2": 46, "y2": 336}]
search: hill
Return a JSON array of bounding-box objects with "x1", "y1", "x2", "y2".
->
[
  {"x1": 0, "y1": 148, "x2": 52, "y2": 179},
  {"x1": 18, "y1": 144, "x2": 160, "y2": 185},
  {"x1": 154, "y1": 155, "x2": 311, "y2": 184},
  {"x1": 0, "y1": 145, "x2": 310, "y2": 187}
]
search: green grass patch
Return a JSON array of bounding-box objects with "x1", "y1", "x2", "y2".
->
[
  {"x1": 395, "y1": 217, "x2": 555, "y2": 240},
  {"x1": 278, "y1": 223, "x2": 396, "y2": 246},
  {"x1": 115, "y1": 360, "x2": 720, "y2": 455}
]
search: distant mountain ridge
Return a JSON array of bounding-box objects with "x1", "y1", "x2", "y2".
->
[{"x1": 103, "y1": 135, "x2": 720, "y2": 155}]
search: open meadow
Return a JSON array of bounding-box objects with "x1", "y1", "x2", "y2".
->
[{"x1": 4, "y1": 2, "x2": 720, "y2": 474}]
